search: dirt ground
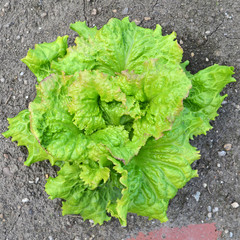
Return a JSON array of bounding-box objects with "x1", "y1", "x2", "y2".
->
[{"x1": 0, "y1": 0, "x2": 239, "y2": 239}]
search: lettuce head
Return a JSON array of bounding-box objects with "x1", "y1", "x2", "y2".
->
[{"x1": 2, "y1": 17, "x2": 236, "y2": 225}]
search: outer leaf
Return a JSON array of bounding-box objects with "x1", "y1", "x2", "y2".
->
[
  {"x1": 22, "y1": 36, "x2": 68, "y2": 82},
  {"x1": 46, "y1": 161, "x2": 124, "y2": 225},
  {"x1": 2, "y1": 110, "x2": 55, "y2": 166},
  {"x1": 184, "y1": 64, "x2": 235, "y2": 138},
  {"x1": 123, "y1": 119, "x2": 199, "y2": 222},
  {"x1": 51, "y1": 17, "x2": 183, "y2": 76}
]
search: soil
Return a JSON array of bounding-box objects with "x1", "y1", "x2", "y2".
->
[{"x1": 0, "y1": 0, "x2": 239, "y2": 240}]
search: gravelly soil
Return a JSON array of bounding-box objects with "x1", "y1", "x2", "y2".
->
[{"x1": 0, "y1": 1, "x2": 239, "y2": 240}]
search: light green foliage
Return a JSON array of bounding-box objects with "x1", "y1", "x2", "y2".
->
[{"x1": 3, "y1": 17, "x2": 235, "y2": 225}]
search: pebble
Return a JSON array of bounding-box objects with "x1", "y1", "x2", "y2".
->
[
  {"x1": 207, "y1": 212, "x2": 212, "y2": 218},
  {"x1": 207, "y1": 206, "x2": 212, "y2": 212},
  {"x1": 193, "y1": 191, "x2": 201, "y2": 202},
  {"x1": 203, "y1": 183, "x2": 207, "y2": 188},
  {"x1": 133, "y1": 19, "x2": 141, "y2": 25},
  {"x1": 3, "y1": 153, "x2": 9, "y2": 159},
  {"x1": 231, "y1": 202, "x2": 239, "y2": 209},
  {"x1": 205, "y1": 30, "x2": 211, "y2": 35},
  {"x1": 48, "y1": 236, "x2": 53, "y2": 240},
  {"x1": 18, "y1": 157, "x2": 23, "y2": 162},
  {"x1": 0, "y1": 213, "x2": 3, "y2": 219},
  {"x1": 191, "y1": 52, "x2": 195, "y2": 57},
  {"x1": 28, "y1": 181, "x2": 34, "y2": 184},
  {"x1": 91, "y1": 8, "x2": 97, "y2": 15},
  {"x1": 40, "y1": 12, "x2": 47, "y2": 18},
  {"x1": 229, "y1": 232, "x2": 233, "y2": 238},
  {"x1": 35, "y1": 177, "x2": 40, "y2": 184},
  {"x1": 0, "y1": 78, "x2": 4, "y2": 82},
  {"x1": 24, "y1": 80, "x2": 28, "y2": 85},
  {"x1": 89, "y1": 219, "x2": 94, "y2": 224},
  {"x1": 112, "y1": 9, "x2": 117, "y2": 13},
  {"x1": 218, "y1": 151, "x2": 226, "y2": 157},
  {"x1": 3, "y1": 167, "x2": 11, "y2": 176},
  {"x1": 212, "y1": 207, "x2": 219, "y2": 213},
  {"x1": 224, "y1": 229, "x2": 229, "y2": 234},
  {"x1": 20, "y1": 71, "x2": 24, "y2": 76},
  {"x1": 25, "y1": 96, "x2": 29, "y2": 99},
  {"x1": 144, "y1": 17, "x2": 151, "y2": 21},
  {"x1": 16, "y1": 35, "x2": 21, "y2": 40},
  {"x1": 224, "y1": 143, "x2": 232, "y2": 151},
  {"x1": 4, "y1": 2, "x2": 9, "y2": 8},
  {"x1": 74, "y1": 237, "x2": 81, "y2": 240},
  {"x1": 206, "y1": 57, "x2": 209, "y2": 62},
  {"x1": 217, "y1": 163, "x2": 221, "y2": 168},
  {"x1": 222, "y1": 100, "x2": 227, "y2": 104},
  {"x1": 122, "y1": 7, "x2": 128, "y2": 15},
  {"x1": 179, "y1": 39, "x2": 183, "y2": 45},
  {"x1": 22, "y1": 198, "x2": 29, "y2": 203}
]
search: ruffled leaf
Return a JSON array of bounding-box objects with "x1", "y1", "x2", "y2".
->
[
  {"x1": 51, "y1": 17, "x2": 183, "y2": 76},
  {"x1": 2, "y1": 110, "x2": 55, "y2": 166},
  {"x1": 22, "y1": 36, "x2": 68, "y2": 82}
]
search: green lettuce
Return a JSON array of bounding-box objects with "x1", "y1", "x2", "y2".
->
[{"x1": 2, "y1": 17, "x2": 235, "y2": 225}]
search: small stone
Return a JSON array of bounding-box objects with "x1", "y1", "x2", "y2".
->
[
  {"x1": 179, "y1": 39, "x2": 183, "y2": 45},
  {"x1": 16, "y1": 35, "x2": 21, "y2": 40},
  {"x1": 229, "y1": 232, "x2": 233, "y2": 238},
  {"x1": 22, "y1": 198, "x2": 29, "y2": 203},
  {"x1": 49, "y1": 236, "x2": 53, "y2": 240},
  {"x1": 217, "y1": 163, "x2": 221, "y2": 168},
  {"x1": 112, "y1": 9, "x2": 117, "y2": 13},
  {"x1": 207, "y1": 212, "x2": 212, "y2": 218},
  {"x1": 28, "y1": 181, "x2": 34, "y2": 184},
  {"x1": 218, "y1": 151, "x2": 226, "y2": 157},
  {"x1": 0, "y1": 213, "x2": 3, "y2": 219},
  {"x1": 18, "y1": 157, "x2": 23, "y2": 161},
  {"x1": 133, "y1": 19, "x2": 141, "y2": 25},
  {"x1": 40, "y1": 12, "x2": 47, "y2": 18},
  {"x1": 45, "y1": 174, "x2": 49, "y2": 179},
  {"x1": 24, "y1": 80, "x2": 28, "y2": 85},
  {"x1": 74, "y1": 237, "x2": 81, "y2": 240},
  {"x1": 224, "y1": 229, "x2": 229, "y2": 234},
  {"x1": 231, "y1": 202, "x2": 239, "y2": 209},
  {"x1": 191, "y1": 52, "x2": 195, "y2": 57},
  {"x1": 205, "y1": 30, "x2": 211, "y2": 35},
  {"x1": 35, "y1": 177, "x2": 40, "y2": 184},
  {"x1": 4, "y1": 2, "x2": 9, "y2": 8},
  {"x1": 91, "y1": 8, "x2": 97, "y2": 15},
  {"x1": 20, "y1": 71, "x2": 24, "y2": 76},
  {"x1": 207, "y1": 206, "x2": 212, "y2": 212},
  {"x1": 206, "y1": 57, "x2": 209, "y2": 62},
  {"x1": 25, "y1": 96, "x2": 28, "y2": 99},
  {"x1": 3, "y1": 153, "x2": 9, "y2": 159},
  {"x1": 203, "y1": 183, "x2": 207, "y2": 188},
  {"x1": 144, "y1": 17, "x2": 151, "y2": 21},
  {"x1": 0, "y1": 78, "x2": 5, "y2": 83},
  {"x1": 192, "y1": 191, "x2": 201, "y2": 202},
  {"x1": 89, "y1": 219, "x2": 94, "y2": 224},
  {"x1": 224, "y1": 143, "x2": 232, "y2": 151},
  {"x1": 3, "y1": 167, "x2": 11, "y2": 176},
  {"x1": 122, "y1": 7, "x2": 128, "y2": 15},
  {"x1": 222, "y1": 100, "x2": 227, "y2": 104},
  {"x1": 212, "y1": 207, "x2": 219, "y2": 213}
]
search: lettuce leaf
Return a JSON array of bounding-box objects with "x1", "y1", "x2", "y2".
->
[
  {"x1": 2, "y1": 110, "x2": 55, "y2": 166},
  {"x1": 22, "y1": 36, "x2": 68, "y2": 82}
]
